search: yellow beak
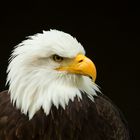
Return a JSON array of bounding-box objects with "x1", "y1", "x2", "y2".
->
[{"x1": 56, "y1": 54, "x2": 97, "y2": 81}]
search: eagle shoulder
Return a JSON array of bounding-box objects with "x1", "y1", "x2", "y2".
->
[
  {"x1": 94, "y1": 93, "x2": 132, "y2": 140},
  {"x1": 0, "y1": 91, "x2": 132, "y2": 140}
]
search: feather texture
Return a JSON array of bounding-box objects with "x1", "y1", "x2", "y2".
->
[{"x1": 0, "y1": 90, "x2": 131, "y2": 140}]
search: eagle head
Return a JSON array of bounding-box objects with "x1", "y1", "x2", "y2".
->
[{"x1": 7, "y1": 30, "x2": 99, "y2": 119}]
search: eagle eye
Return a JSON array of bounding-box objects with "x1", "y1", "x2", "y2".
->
[{"x1": 53, "y1": 55, "x2": 64, "y2": 62}]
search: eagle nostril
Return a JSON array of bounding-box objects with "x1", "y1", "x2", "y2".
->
[{"x1": 78, "y1": 59, "x2": 83, "y2": 63}]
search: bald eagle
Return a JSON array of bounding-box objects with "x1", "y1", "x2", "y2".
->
[{"x1": 0, "y1": 30, "x2": 131, "y2": 140}]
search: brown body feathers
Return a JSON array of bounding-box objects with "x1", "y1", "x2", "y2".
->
[{"x1": 0, "y1": 90, "x2": 131, "y2": 140}]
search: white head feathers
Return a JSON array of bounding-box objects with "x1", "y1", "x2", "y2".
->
[{"x1": 6, "y1": 30, "x2": 99, "y2": 119}]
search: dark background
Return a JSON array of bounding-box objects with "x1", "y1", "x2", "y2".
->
[{"x1": 0, "y1": 1, "x2": 139, "y2": 139}]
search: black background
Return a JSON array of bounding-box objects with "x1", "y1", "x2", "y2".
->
[{"x1": 0, "y1": 1, "x2": 139, "y2": 139}]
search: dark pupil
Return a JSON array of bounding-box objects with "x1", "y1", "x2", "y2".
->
[
  {"x1": 56, "y1": 55, "x2": 61, "y2": 60},
  {"x1": 53, "y1": 55, "x2": 63, "y2": 61}
]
